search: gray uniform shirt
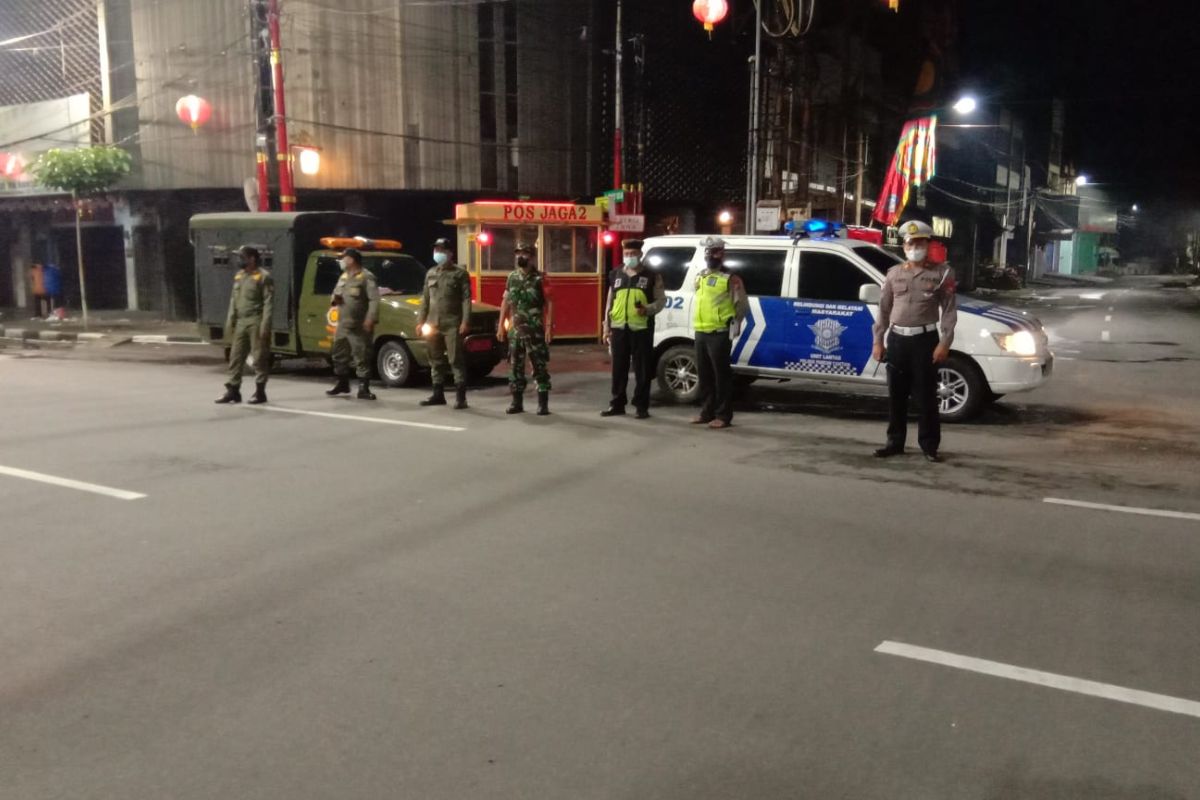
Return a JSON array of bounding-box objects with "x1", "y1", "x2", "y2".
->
[
  {"x1": 872, "y1": 262, "x2": 958, "y2": 346},
  {"x1": 333, "y1": 268, "x2": 380, "y2": 330}
]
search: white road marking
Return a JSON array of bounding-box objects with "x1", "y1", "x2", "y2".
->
[
  {"x1": 1101, "y1": 330, "x2": 1111, "y2": 342},
  {"x1": 248, "y1": 405, "x2": 466, "y2": 432},
  {"x1": 1044, "y1": 497, "x2": 1200, "y2": 522},
  {"x1": 1080, "y1": 292, "x2": 1107, "y2": 301},
  {"x1": 1108, "y1": 306, "x2": 1115, "y2": 311},
  {"x1": 875, "y1": 641, "x2": 1200, "y2": 719},
  {"x1": 1105, "y1": 315, "x2": 1113, "y2": 322},
  {"x1": 0, "y1": 465, "x2": 146, "y2": 500}
]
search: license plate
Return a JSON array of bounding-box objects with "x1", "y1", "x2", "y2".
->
[{"x1": 466, "y1": 337, "x2": 493, "y2": 353}]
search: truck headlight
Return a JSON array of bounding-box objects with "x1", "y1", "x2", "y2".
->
[{"x1": 993, "y1": 330, "x2": 1038, "y2": 356}]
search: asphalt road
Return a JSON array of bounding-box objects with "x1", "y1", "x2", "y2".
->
[{"x1": 2, "y1": 281, "x2": 1198, "y2": 799}]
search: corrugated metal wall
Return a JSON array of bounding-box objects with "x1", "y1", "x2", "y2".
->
[{"x1": 128, "y1": 0, "x2": 588, "y2": 195}]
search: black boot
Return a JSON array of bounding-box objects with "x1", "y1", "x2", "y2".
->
[
  {"x1": 326, "y1": 376, "x2": 351, "y2": 396},
  {"x1": 247, "y1": 384, "x2": 268, "y2": 405},
  {"x1": 537, "y1": 390, "x2": 550, "y2": 416},
  {"x1": 357, "y1": 380, "x2": 376, "y2": 400},
  {"x1": 506, "y1": 390, "x2": 524, "y2": 414},
  {"x1": 214, "y1": 384, "x2": 242, "y2": 404},
  {"x1": 453, "y1": 385, "x2": 468, "y2": 410},
  {"x1": 421, "y1": 384, "x2": 447, "y2": 406}
]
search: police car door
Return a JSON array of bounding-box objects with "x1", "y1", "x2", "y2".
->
[
  {"x1": 787, "y1": 247, "x2": 879, "y2": 381},
  {"x1": 725, "y1": 247, "x2": 795, "y2": 374}
]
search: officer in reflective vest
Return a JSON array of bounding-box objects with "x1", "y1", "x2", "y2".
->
[
  {"x1": 691, "y1": 236, "x2": 748, "y2": 429},
  {"x1": 602, "y1": 238, "x2": 666, "y2": 419}
]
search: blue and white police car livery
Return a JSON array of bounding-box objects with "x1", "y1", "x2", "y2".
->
[{"x1": 645, "y1": 232, "x2": 1052, "y2": 421}]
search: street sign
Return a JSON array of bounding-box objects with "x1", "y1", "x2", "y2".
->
[
  {"x1": 608, "y1": 213, "x2": 645, "y2": 233},
  {"x1": 605, "y1": 189, "x2": 626, "y2": 203}
]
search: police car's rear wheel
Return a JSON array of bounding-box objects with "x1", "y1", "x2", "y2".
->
[
  {"x1": 938, "y1": 354, "x2": 986, "y2": 422},
  {"x1": 376, "y1": 340, "x2": 414, "y2": 387},
  {"x1": 657, "y1": 344, "x2": 700, "y2": 404}
]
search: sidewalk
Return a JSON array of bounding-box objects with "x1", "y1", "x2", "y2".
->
[{"x1": 0, "y1": 308, "x2": 204, "y2": 346}]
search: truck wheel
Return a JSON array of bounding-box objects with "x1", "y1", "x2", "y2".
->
[
  {"x1": 376, "y1": 340, "x2": 415, "y2": 387},
  {"x1": 656, "y1": 344, "x2": 700, "y2": 404},
  {"x1": 938, "y1": 354, "x2": 987, "y2": 422}
]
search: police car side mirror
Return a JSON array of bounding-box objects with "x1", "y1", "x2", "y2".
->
[{"x1": 859, "y1": 284, "x2": 882, "y2": 305}]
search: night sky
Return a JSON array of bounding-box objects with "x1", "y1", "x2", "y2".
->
[{"x1": 960, "y1": 0, "x2": 1200, "y2": 208}]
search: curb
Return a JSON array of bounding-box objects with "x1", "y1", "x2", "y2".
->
[{"x1": 129, "y1": 334, "x2": 208, "y2": 345}]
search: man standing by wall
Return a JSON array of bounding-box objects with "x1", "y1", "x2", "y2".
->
[{"x1": 690, "y1": 236, "x2": 747, "y2": 430}]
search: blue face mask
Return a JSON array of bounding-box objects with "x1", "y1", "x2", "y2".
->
[{"x1": 433, "y1": 252, "x2": 449, "y2": 266}]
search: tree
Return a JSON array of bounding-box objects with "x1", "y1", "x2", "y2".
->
[{"x1": 31, "y1": 147, "x2": 133, "y2": 327}]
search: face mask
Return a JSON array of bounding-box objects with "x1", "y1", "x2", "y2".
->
[
  {"x1": 705, "y1": 254, "x2": 723, "y2": 269},
  {"x1": 623, "y1": 256, "x2": 640, "y2": 269},
  {"x1": 516, "y1": 256, "x2": 530, "y2": 269},
  {"x1": 905, "y1": 246, "x2": 928, "y2": 263},
  {"x1": 433, "y1": 252, "x2": 449, "y2": 266}
]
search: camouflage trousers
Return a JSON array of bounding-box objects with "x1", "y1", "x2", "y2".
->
[
  {"x1": 227, "y1": 318, "x2": 269, "y2": 387},
  {"x1": 508, "y1": 334, "x2": 551, "y2": 393},
  {"x1": 332, "y1": 327, "x2": 374, "y2": 379}
]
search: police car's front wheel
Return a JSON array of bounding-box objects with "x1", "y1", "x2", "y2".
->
[
  {"x1": 656, "y1": 344, "x2": 701, "y2": 404},
  {"x1": 938, "y1": 354, "x2": 987, "y2": 422}
]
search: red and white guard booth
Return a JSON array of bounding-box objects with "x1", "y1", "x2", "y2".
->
[{"x1": 452, "y1": 201, "x2": 609, "y2": 340}]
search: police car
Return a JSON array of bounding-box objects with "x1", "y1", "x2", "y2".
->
[{"x1": 645, "y1": 226, "x2": 1052, "y2": 422}]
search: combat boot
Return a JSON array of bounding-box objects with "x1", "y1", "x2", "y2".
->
[
  {"x1": 248, "y1": 385, "x2": 268, "y2": 405},
  {"x1": 453, "y1": 385, "x2": 469, "y2": 410},
  {"x1": 536, "y1": 390, "x2": 550, "y2": 416},
  {"x1": 214, "y1": 384, "x2": 242, "y2": 404},
  {"x1": 326, "y1": 376, "x2": 351, "y2": 396},
  {"x1": 357, "y1": 380, "x2": 377, "y2": 400},
  {"x1": 506, "y1": 390, "x2": 525, "y2": 414},
  {"x1": 420, "y1": 385, "x2": 447, "y2": 406}
]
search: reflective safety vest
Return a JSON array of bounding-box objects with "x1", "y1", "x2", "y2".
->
[
  {"x1": 608, "y1": 269, "x2": 657, "y2": 332},
  {"x1": 693, "y1": 270, "x2": 736, "y2": 333}
]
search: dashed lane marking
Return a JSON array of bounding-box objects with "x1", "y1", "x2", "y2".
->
[
  {"x1": 246, "y1": 404, "x2": 466, "y2": 432},
  {"x1": 1044, "y1": 497, "x2": 1200, "y2": 522},
  {"x1": 0, "y1": 465, "x2": 146, "y2": 501}
]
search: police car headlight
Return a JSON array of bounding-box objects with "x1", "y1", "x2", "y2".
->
[{"x1": 993, "y1": 330, "x2": 1038, "y2": 356}]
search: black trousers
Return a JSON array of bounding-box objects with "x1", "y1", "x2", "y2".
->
[
  {"x1": 610, "y1": 327, "x2": 653, "y2": 412},
  {"x1": 695, "y1": 330, "x2": 734, "y2": 423},
  {"x1": 885, "y1": 330, "x2": 941, "y2": 453}
]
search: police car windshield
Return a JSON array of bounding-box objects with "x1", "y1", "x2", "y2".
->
[
  {"x1": 365, "y1": 255, "x2": 426, "y2": 296},
  {"x1": 850, "y1": 244, "x2": 903, "y2": 274}
]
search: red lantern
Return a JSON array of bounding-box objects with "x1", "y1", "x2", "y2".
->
[
  {"x1": 175, "y1": 95, "x2": 212, "y2": 132},
  {"x1": 693, "y1": 0, "x2": 729, "y2": 36}
]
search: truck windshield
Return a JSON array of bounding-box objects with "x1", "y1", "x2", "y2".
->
[{"x1": 365, "y1": 255, "x2": 427, "y2": 296}]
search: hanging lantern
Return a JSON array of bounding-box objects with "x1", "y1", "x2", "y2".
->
[
  {"x1": 296, "y1": 146, "x2": 321, "y2": 176},
  {"x1": 175, "y1": 95, "x2": 212, "y2": 133},
  {"x1": 692, "y1": 0, "x2": 729, "y2": 37}
]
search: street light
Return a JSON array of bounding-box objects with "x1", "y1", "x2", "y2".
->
[
  {"x1": 1132, "y1": 203, "x2": 1139, "y2": 212},
  {"x1": 717, "y1": 210, "x2": 733, "y2": 225},
  {"x1": 1075, "y1": 174, "x2": 1089, "y2": 186},
  {"x1": 952, "y1": 95, "x2": 977, "y2": 115}
]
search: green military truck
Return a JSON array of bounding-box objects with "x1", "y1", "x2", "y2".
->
[{"x1": 191, "y1": 212, "x2": 504, "y2": 386}]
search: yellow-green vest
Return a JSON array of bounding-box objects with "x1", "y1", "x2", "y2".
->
[
  {"x1": 693, "y1": 270, "x2": 736, "y2": 333},
  {"x1": 609, "y1": 270, "x2": 656, "y2": 331}
]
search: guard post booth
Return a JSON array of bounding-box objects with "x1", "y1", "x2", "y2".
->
[{"x1": 452, "y1": 201, "x2": 608, "y2": 340}]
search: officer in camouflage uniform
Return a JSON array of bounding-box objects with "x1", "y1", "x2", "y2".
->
[
  {"x1": 215, "y1": 245, "x2": 274, "y2": 405},
  {"x1": 325, "y1": 247, "x2": 380, "y2": 400},
  {"x1": 497, "y1": 241, "x2": 553, "y2": 415},
  {"x1": 416, "y1": 237, "x2": 472, "y2": 410}
]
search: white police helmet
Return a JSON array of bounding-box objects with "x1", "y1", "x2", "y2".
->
[{"x1": 900, "y1": 220, "x2": 934, "y2": 243}]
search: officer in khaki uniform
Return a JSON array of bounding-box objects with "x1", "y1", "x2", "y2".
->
[
  {"x1": 216, "y1": 245, "x2": 274, "y2": 405},
  {"x1": 325, "y1": 247, "x2": 381, "y2": 400},
  {"x1": 871, "y1": 219, "x2": 958, "y2": 462},
  {"x1": 416, "y1": 237, "x2": 472, "y2": 409}
]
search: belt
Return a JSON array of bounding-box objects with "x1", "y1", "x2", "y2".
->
[{"x1": 890, "y1": 323, "x2": 939, "y2": 336}]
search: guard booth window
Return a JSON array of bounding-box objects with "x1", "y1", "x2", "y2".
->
[
  {"x1": 724, "y1": 249, "x2": 785, "y2": 297},
  {"x1": 484, "y1": 226, "x2": 539, "y2": 271},
  {"x1": 643, "y1": 247, "x2": 694, "y2": 290},
  {"x1": 799, "y1": 252, "x2": 873, "y2": 302}
]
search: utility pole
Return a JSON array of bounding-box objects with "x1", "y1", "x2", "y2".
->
[
  {"x1": 266, "y1": 0, "x2": 295, "y2": 211},
  {"x1": 613, "y1": 0, "x2": 623, "y2": 192},
  {"x1": 854, "y1": 131, "x2": 865, "y2": 226},
  {"x1": 250, "y1": 1, "x2": 271, "y2": 211},
  {"x1": 744, "y1": 0, "x2": 762, "y2": 234}
]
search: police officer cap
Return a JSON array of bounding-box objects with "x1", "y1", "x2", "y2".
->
[
  {"x1": 514, "y1": 241, "x2": 537, "y2": 254},
  {"x1": 236, "y1": 245, "x2": 260, "y2": 260},
  {"x1": 621, "y1": 238, "x2": 644, "y2": 250},
  {"x1": 340, "y1": 247, "x2": 363, "y2": 262},
  {"x1": 901, "y1": 220, "x2": 934, "y2": 242},
  {"x1": 432, "y1": 237, "x2": 453, "y2": 251},
  {"x1": 701, "y1": 235, "x2": 726, "y2": 252}
]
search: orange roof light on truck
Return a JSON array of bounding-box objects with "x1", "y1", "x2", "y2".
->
[{"x1": 319, "y1": 236, "x2": 403, "y2": 251}]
